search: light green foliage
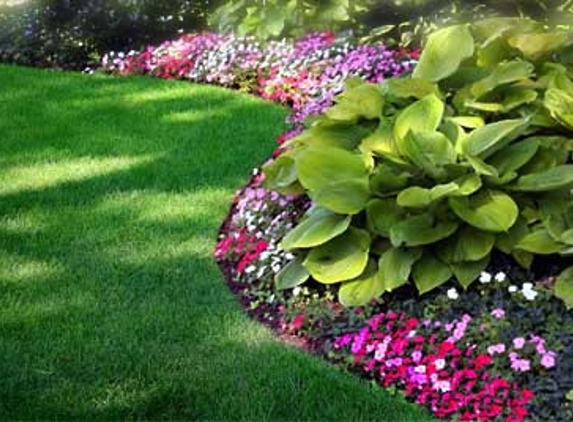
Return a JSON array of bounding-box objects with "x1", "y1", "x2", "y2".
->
[
  {"x1": 265, "y1": 19, "x2": 573, "y2": 306},
  {"x1": 210, "y1": 0, "x2": 373, "y2": 39}
]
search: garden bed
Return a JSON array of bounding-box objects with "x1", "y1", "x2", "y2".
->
[{"x1": 103, "y1": 25, "x2": 573, "y2": 421}]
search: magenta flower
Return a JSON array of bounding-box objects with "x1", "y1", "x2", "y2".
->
[{"x1": 491, "y1": 308, "x2": 505, "y2": 319}]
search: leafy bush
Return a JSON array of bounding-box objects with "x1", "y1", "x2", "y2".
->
[
  {"x1": 209, "y1": 0, "x2": 374, "y2": 40},
  {"x1": 361, "y1": 0, "x2": 573, "y2": 47},
  {"x1": 0, "y1": 0, "x2": 210, "y2": 69},
  {"x1": 264, "y1": 18, "x2": 573, "y2": 307}
]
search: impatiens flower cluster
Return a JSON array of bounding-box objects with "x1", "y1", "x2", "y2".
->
[
  {"x1": 332, "y1": 311, "x2": 539, "y2": 421},
  {"x1": 214, "y1": 160, "x2": 309, "y2": 282},
  {"x1": 101, "y1": 31, "x2": 416, "y2": 125}
]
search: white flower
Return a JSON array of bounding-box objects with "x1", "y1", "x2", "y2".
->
[
  {"x1": 494, "y1": 272, "x2": 507, "y2": 282},
  {"x1": 292, "y1": 287, "x2": 301, "y2": 297},
  {"x1": 434, "y1": 358, "x2": 446, "y2": 370},
  {"x1": 479, "y1": 271, "x2": 492, "y2": 283},
  {"x1": 245, "y1": 265, "x2": 256, "y2": 274},
  {"x1": 447, "y1": 288, "x2": 459, "y2": 300},
  {"x1": 433, "y1": 380, "x2": 451, "y2": 393},
  {"x1": 521, "y1": 283, "x2": 538, "y2": 301}
]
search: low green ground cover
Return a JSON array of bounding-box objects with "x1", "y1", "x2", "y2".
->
[{"x1": 0, "y1": 65, "x2": 429, "y2": 420}]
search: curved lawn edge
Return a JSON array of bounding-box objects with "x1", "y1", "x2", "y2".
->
[{"x1": 0, "y1": 64, "x2": 432, "y2": 421}]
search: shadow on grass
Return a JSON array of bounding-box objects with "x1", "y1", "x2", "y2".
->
[{"x1": 0, "y1": 65, "x2": 432, "y2": 421}]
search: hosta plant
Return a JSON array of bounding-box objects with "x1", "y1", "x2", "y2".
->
[{"x1": 264, "y1": 18, "x2": 573, "y2": 307}]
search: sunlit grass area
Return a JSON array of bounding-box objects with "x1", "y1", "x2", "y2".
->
[{"x1": 0, "y1": 65, "x2": 430, "y2": 420}]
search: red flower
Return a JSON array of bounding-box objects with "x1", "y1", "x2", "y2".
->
[
  {"x1": 291, "y1": 313, "x2": 305, "y2": 330},
  {"x1": 475, "y1": 354, "x2": 493, "y2": 370}
]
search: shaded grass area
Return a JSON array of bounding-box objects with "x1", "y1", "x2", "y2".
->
[{"x1": 0, "y1": 65, "x2": 430, "y2": 420}]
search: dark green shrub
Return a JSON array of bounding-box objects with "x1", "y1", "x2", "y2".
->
[
  {"x1": 0, "y1": 0, "x2": 211, "y2": 69},
  {"x1": 264, "y1": 18, "x2": 573, "y2": 307}
]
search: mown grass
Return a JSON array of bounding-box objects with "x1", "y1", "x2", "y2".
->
[{"x1": 0, "y1": 65, "x2": 431, "y2": 421}]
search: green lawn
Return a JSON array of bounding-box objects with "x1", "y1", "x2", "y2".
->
[{"x1": 0, "y1": 65, "x2": 430, "y2": 420}]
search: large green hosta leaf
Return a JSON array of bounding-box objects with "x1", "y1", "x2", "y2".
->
[
  {"x1": 399, "y1": 130, "x2": 457, "y2": 178},
  {"x1": 366, "y1": 199, "x2": 404, "y2": 237},
  {"x1": 451, "y1": 257, "x2": 490, "y2": 289},
  {"x1": 384, "y1": 77, "x2": 441, "y2": 99},
  {"x1": 339, "y1": 259, "x2": 385, "y2": 307},
  {"x1": 289, "y1": 120, "x2": 373, "y2": 150},
  {"x1": 460, "y1": 118, "x2": 528, "y2": 158},
  {"x1": 396, "y1": 174, "x2": 481, "y2": 209},
  {"x1": 397, "y1": 183, "x2": 459, "y2": 208},
  {"x1": 369, "y1": 166, "x2": 411, "y2": 196},
  {"x1": 515, "y1": 227, "x2": 566, "y2": 254},
  {"x1": 438, "y1": 225, "x2": 495, "y2": 263},
  {"x1": 496, "y1": 216, "x2": 529, "y2": 253},
  {"x1": 488, "y1": 138, "x2": 539, "y2": 176},
  {"x1": 281, "y1": 207, "x2": 351, "y2": 250},
  {"x1": 555, "y1": 266, "x2": 573, "y2": 309},
  {"x1": 296, "y1": 146, "x2": 370, "y2": 214},
  {"x1": 326, "y1": 83, "x2": 384, "y2": 123},
  {"x1": 303, "y1": 227, "x2": 370, "y2": 284},
  {"x1": 359, "y1": 118, "x2": 405, "y2": 164},
  {"x1": 472, "y1": 17, "x2": 542, "y2": 43},
  {"x1": 465, "y1": 154, "x2": 499, "y2": 177},
  {"x1": 544, "y1": 88, "x2": 573, "y2": 130},
  {"x1": 275, "y1": 255, "x2": 309, "y2": 290},
  {"x1": 413, "y1": 24, "x2": 475, "y2": 82},
  {"x1": 394, "y1": 95, "x2": 444, "y2": 144},
  {"x1": 378, "y1": 247, "x2": 422, "y2": 292},
  {"x1": 412, "y1": 253, "x2": 453, "y2": 294},
  {"x1": 390, "y1": 214, "x2": 458, "y2": 247},
  {"x1": 509, "y1": 31, "x2": 573, "y2": 60},
  {"x1": 541, "y1": 203, "x2": 573, "y2": 244},
  {"x1": 511, "y1": 165, "x2": 573, "y2": 191},
  {"x1": 471, "y1": 60, "x2": 534, "y2": 99},
  {"x1": 449, "y1": 190, "x2": 519, "y2": 232},
  {"x1": 263, "y1": 153, "x2": 302, "y2": 194},
  {"x1": 309, "y1": 178, "x2": 371, "y2": 215}
]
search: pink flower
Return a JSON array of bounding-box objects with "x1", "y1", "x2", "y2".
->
[
  {"x1": 412, "y1": 350, "x2": 423, "y2": 363},
  {"x1": 487, "y1": 343, "x2": 506, "y2": 355},
  {"x1": 536, "y1": 342, "x2": 547, "y2": 355},
  {"x1": 540, "y1": 352, "x2": 556, "y2": 369},
  {"x1": 491, "y1": 308, "x2": 505, "y2": 319},
  {"x1": 511, "y1": 358, "x2": 531, "y2": 372},
  {"x1": 512, "y1": 337, "x2": 526, "y2": 350}
]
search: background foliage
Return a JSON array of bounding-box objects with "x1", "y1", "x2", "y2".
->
[
  {"x1": 0, "y1": 0, "x2": 210, "y2": 69},
  {"x1": 3, "y1": 0, "x2": 573, "y2": 69}
]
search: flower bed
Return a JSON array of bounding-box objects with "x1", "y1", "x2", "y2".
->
[
  {"x1": 101, "y1": 31, "x2": 416, "y2": 125},
  {"x1": 105, "y1": 27, "x2": 573, "y2": 421},
  {"x1": 215, "y1": 152, "x2": 573, "y2": 421}
]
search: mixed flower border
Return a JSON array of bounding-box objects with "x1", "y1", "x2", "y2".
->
[{"x1": 102, "y1": 31, "x2": 573, "y2": 421}]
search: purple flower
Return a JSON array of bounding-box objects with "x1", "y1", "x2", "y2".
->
[{"x1": 491, "y1": 308, "x2": 505, "y2": 319}]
